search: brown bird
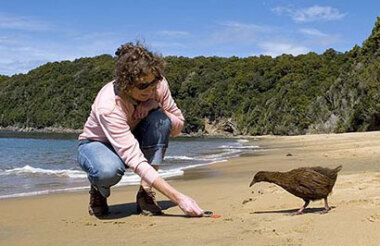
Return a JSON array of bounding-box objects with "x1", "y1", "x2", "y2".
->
[{"x1": 249, "y1": 165, "x2": 342, "y2": 214}]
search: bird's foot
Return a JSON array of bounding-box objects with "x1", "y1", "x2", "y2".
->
[
  {"x1": 321, "y1": 207, "x2": 331, "y2": 214},
  {"x1": 290, "y1": 208, "x2": 304, "y2": 216},
  {"x1": 319, "y1": 206, "x2": 331, "y2": 214}
]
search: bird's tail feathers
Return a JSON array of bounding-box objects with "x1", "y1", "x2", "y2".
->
[{"x1": 334, "y1": 165, "x2": 343, "y2": 173}]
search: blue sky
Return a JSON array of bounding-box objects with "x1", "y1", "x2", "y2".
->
[{"x1": 0, "y1": 0, "x2": 379, "y2": 75}]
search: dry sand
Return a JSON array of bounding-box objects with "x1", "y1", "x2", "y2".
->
[{"x1": 1, "y1": 131, "x2": 380, "y2": 245}]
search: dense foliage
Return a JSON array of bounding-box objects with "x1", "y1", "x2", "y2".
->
[
  {"x1": 0, "y1": 18, "x2": 379, "y2": 135},
  {"x1": 0, "y1": 75, "x2": 8, "y2": 84}
]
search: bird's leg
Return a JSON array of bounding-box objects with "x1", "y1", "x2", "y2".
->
[
  {"x1": 320, "y1": 198, "x2": 331, "y2": 214},
  {"x1": 292, "y1": 200, "x2": 309, "y2": 215}
]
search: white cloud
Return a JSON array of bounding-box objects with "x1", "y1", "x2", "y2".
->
[
  {"x1": 273, "y1": 5, "x2": 346, "y2": 22},
  {"x1": 151, "y1": 42, "x2": 190, "y2": 56},
  {"x1": 220, "y1": 21, "x2": 266, "y2": 30},
  {"x1": 0, "y1": 32, "x2": 123, "y2": 75},
  {"x1": 207, "y1": 21, "x2": 270, "y2": 45},
  {"x1": 299, "y1": 28, "x2": 328, "y2": 37},
  {"x1": 68, "y1": 31, "x2": 119, "y2": 41},
  {"x1": 155, "y1": 30, "x2": 191, "y2": 38},
  {"x1": 299, "y1": 28, "x2": 341, "y2": 46},
  {"x1": 0, "y1": 12, "x2": 52, "y2": 31},
  {"x1": 259, "y1": 42, "x2": 309, "y2": 57},
  {"x1": 0, "y1": 43, "x2": 75, "y2": 75},
  {"x1": 151, "y1": 41, "x2": 188, "y2": 49},
  {"x1": 0, "y1": 12, "x2": 130, "y2": 75}
]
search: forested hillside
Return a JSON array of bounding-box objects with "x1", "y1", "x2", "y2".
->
[{"x1": 0, "y1": 17, "x2": 379, "y2": 135}]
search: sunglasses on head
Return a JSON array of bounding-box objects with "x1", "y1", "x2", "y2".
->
[{"x1": 134, "y1": 76, "x2": 162, "y2": 90}]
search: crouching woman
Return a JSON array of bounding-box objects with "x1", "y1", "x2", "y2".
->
[{"x1": 77, "y1": 42, "x2": 203, "y2": 217}]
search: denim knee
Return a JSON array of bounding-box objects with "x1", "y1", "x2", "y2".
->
[
  {"x1": 88, "y1": 165, "x2": 124, "y2": 188},
  {"x1": 134, "y1": 109, "x2": 172, "y2": 148},
  {"x1": 77, "y1": 141, "x2": 125, "y2": 193},
  {"x1": 146, "y1": 109, "x2": 172, "y2": 132}
]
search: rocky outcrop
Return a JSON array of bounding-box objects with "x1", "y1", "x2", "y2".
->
[{"x1": 203, "y1": 117, "x2": 241, "y2": 136}]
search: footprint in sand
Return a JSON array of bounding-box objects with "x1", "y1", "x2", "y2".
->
[
  {"x1": 360, "y1": 186, "x2": 371, "y2": 190},
  {"x1": 367, "y1": 214, "x2": 380, "y2": 222},
  {"x1": 84, "y1": 222, "x2": 97, "y2": 226},
  {"x1": 113, "y1": 221, "x2": 126, "y2": 225},
  {"x1": 242, "y1": 198, "x2": 256, "y2": 205},
  {"x1": 293, "y1": 225, "x2": 310, "y2": 233}
]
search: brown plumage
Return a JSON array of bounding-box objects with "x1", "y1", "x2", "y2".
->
[{"x1": 249, "y1": 165, "x2": 342, "y2": 214}]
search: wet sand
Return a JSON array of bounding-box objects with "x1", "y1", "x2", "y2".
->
[{"x1": 1, "y1": 131, "x2": 380, "y2": 245}]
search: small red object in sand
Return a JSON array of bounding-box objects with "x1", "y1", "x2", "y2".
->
[{"x1": 210, "y1": 215, "x2": 221, "y2": 219}]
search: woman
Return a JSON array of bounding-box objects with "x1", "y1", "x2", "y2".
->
[{"x1": 77, "y1": 42, "x2": 203, "y2": 217}]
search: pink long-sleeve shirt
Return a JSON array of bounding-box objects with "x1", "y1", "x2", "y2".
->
[{"x1": 78, "y1": 77, "x2": 185, "y2": 186}]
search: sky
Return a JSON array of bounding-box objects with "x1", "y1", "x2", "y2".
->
[{"x1": 0, "y1": 0, "x2": 379, "y2": 75}]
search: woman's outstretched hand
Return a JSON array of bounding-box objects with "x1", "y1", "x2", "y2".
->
[
  {"x1": 177, "y1": 193, "x2": 203, "y2": 216},
  {"x1": 152, "y1": 177, "x2": 203, "y2": 217}
]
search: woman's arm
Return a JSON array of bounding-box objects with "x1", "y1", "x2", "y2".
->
[
  {"x1": 152, "y1": 177, "x2": 203, "y2": 216},
  {"x1": 157, "y1": 78, "x2": 185, "y2": 136}
]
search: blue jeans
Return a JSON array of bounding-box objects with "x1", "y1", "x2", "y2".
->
[{"x1": 77, "y1": 109, "x2": 171, "y2": 197}]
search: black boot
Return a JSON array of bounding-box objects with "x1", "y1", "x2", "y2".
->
[
  {"x1": 136, "y1": 186, "x2": 162, "y2": 216},
  {"x1": 88, "y1": 185, "x2": 109, "y2": 217}
]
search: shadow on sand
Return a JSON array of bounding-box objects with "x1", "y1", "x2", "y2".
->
[
  {"x1": 97, "y1": 200, "x2": 188, "y2": 219},
  {"x1": 253, "y1": 206, "x2": 336, "y2": 215}
]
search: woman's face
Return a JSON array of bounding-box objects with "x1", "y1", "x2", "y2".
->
[{"x1": 130, "y1": 73, "x2": 158, "y2": 102}]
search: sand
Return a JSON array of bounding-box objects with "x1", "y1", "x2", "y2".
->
[{"x1": 1, "y1": 131, "x2": 380, "y2": 245}]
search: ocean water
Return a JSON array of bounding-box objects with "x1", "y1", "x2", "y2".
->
[{"x1": 0, "y1": 132, "x2": 260, "y2": 199}]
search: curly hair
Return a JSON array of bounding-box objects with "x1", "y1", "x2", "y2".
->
[{"x1": 114, "y1": 41, "x2": 165, "y2": 93}]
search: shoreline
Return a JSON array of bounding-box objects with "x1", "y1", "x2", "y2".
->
[
  {"x1": 1, "y1": 131, "x2": 380, "y2": 245},
  {"x1": 0, "y1": 140, "x2": 256, "y2": 200},
  {"x1": 0, "y1": 135, "x2": 257, "y2": 200}
]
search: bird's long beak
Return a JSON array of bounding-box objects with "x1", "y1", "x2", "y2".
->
[{"x1": 249, "y1": 180, "x2": 256, "y2": 187}]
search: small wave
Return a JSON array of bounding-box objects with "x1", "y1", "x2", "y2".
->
[
  {"x1": 118, "y1": 169, "x2": 185, "y2": 186},
  {"x1": 0, "y1": 169, "x2": 186, "y2": 199},
  {"x1": 200, "y1": 148, "x2": 241, "y2": 159},
  {"x1": 218, "y1": 145, "x2": 260, "y2": 150},
  {"x1": 165, "y1": 153, "x2": 235, "y2": 162},
  {"x1": 230, "y1": 145, "x2": 260, "y2": 150},
  {"x1": 0, "y1": 165, "x2": 87, "y2": 178},
  {"x1": 181, "y1": 159, "x2": 228, "y2": 170},
  {"x1": 164, "y1": 155, "x2": 196, "y2": 160}
]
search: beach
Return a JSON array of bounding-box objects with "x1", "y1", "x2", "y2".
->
[{"x1": 1, "y1": 131, "x2": 380, "y2": 245}]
